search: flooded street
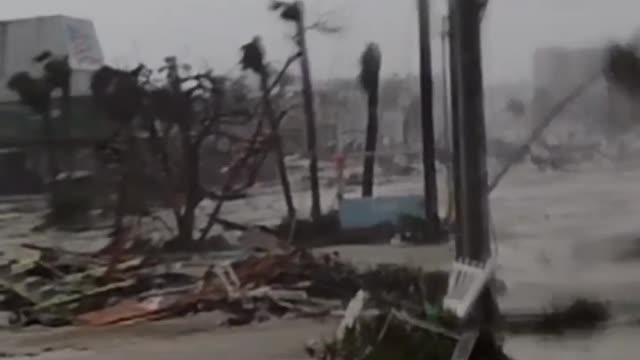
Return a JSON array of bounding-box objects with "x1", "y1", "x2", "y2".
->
[
  {"x1": 1, "y1": 164, "x2": 640, "y2": 359},
  {"x1": 494, "y1": 165, "x2": 640, "y2": 312},
  {"x1": 507, "y1": 326, "x2": 640, "y2": 360},
  {"x1": 495, "y1": 164, "x2": 640, "y2": 359},
  {"x1": 1, "y1": 0, "x2": 639, "y2": 357}
]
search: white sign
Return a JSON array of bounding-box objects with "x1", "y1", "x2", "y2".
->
[{"x1": 64, "y1": 18, "x2": 104, "y2": 70}]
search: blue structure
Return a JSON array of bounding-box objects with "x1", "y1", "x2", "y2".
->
[{"x1": 339, "y1": 195, "x2": 425, "y2": 229}]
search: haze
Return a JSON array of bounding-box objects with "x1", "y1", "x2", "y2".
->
[{"x1": 2, "y1": 0, "x2": 639, "y2": 83}]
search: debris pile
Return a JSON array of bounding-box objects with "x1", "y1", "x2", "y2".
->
[
  {"x1": 301, "y1": 254, "x2": 512, "y2": 360},
  {"x1": 305, "y1": 289, "x2": 512, "y2": 360},
  {"x1": 306, "y1": 313, "x2": 511, "y2": 360},
  {"x1": 0, "y1": 240, "x2": 447, "y2": 330},
  {"x1": 0, "y1": 227, "x2": 604, "y2": 359}
]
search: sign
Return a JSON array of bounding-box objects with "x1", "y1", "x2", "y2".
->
[{"x1": 64, "y1": 19, "x2": 104, "y2": 70}]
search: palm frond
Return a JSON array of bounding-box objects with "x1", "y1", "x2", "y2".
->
[
  {"x1": 605, "y1": 43, "x2": 640, "y2": 94},
  {"x1": 358, "y1": 43, "x2": 382, "y2": 95},
  {"x1": 240, "y1": 37, "x2": 266, "y2": 75}
]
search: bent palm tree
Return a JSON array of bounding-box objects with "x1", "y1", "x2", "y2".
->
[{"x1": 359, "y1": 43, "x2": 382, "y2": 197}]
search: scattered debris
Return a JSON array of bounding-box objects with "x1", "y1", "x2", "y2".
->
[
  {"x1": 307, "y1": 309, "x2": 510, "y2": 360},
  {"x1": 0, "y1": 240, "x2": 455, "y2": 331},
  {"x1": 301, "y1": 252, "x2": 512, "y2": 360},
  {"x1": 336, "y1": 290, "x2": 368, "y2": 341}
]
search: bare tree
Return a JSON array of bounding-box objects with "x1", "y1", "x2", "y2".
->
[
  {"x1": 8, "y1": 52, "x2": 72, "y2": 181},
  {"x1": 91, "y1": 53, "x2": 295, "y2": 246},
  {"x1": 90, "y1": 63, "x2": 147, "y2": 235},
  {"x1": 7, "y1": 52, "x2": 72, "y2": 222}
]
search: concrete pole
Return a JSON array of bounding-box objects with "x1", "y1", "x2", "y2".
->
[{"x1": 449, "y1": 0, "x2": 498, "y2": 325}]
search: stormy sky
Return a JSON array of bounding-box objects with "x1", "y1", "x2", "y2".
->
[{"x1": 3, "y1": 0, "x2": 639, "y2": 83}]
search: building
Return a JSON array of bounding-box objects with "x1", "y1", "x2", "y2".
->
[{"x1": 0, "y1": 15, "x2": 110, "y2": 141}]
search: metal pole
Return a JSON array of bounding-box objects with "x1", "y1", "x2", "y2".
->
[{"x1": 417, "y1": 0, "x2": 440, "y2": 242}]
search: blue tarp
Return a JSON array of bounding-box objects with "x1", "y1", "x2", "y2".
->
[{"x1": 339, "y1": 195, "x2": 425, "y2": 229}]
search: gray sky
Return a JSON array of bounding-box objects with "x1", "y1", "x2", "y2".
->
[{"x1": 3, "y1": 0, "x2": 640, "y2": 83}]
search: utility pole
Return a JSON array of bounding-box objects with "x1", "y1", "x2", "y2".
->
[
  {"x1": 440, "y1": 17, "x2": 451, "y2": 156},
  {"x1": 447, "y1": 9, "x2": 465, "y2": 257},
  {"x1": 440, "y1": 16, "x2": 456, "y2": 235},
  {"x1": 295, "y1": 1, "x2": 322, "y2": 222},
  {"x1": 417, "y1": 0, "x2": 440, "y2": 243},
  {"x1": 449, "y1": 0, "x2": 497, "y2": 324}
]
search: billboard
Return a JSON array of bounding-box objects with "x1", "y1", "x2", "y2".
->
[{"x1": 64, "y1": 17, "x2": 104, "y2": 71}]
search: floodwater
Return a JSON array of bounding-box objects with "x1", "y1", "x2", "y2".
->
[
  {"x1": 1, "y1": 162, "x2": 640, "y2": 359},
  {"x1": 306, "y1": 162, "x2": 640, "y2": 359},
  {"x1": 493, "y1": 164, "x2": 640, "y2": 359}
]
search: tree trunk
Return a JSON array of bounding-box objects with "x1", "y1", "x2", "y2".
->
[
  {"x1": 42, "y1": 110, "x2": 60, "y2": 183},
  {"x1": 113, "y1": 124, "x2": 135, "y2": 236},
  {"x1": 295, "y1": 1, "x2": 322, "y2": 222},
  {"x1": 362, "y1": 93, "x2": 379, "y2": 197},
  {"x1": 260, "y1": 70, "x2": 296, "y2": 220},
  {"x1": 179, "y1": 142, "x2": 200, "y2": 243}
]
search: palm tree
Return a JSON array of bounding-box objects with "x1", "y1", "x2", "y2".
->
[
  {"x1": 358, "y1": 43, "x2": 382, "y2": 197},
  {"x1": 606, "y1": 43, "x2": 640, "y2": 95},
  {"x1": 270, "y1": 0, "x2": 329, "y2": 222}
]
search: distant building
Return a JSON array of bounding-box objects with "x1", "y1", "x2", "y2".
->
[{"x1": 0, "y1": 15, "x2": 110, "y2": 141}]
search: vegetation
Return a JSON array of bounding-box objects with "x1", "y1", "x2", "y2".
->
[
  {"x1": 605, "y1": 43, "x2": 640, "y2": 95},
  {"x1": 89, "y1": 51, "x2": 296, "y2": 245}
]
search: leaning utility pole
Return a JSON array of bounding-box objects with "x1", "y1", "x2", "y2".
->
[
  {"x1": 447, "y1": 10, "x2": 465, "y2": 256},
  {"x1": 295, "y1": 1, "x2": 322, "y2": 222},
  {"x1": 449, "y1": 0, "x2": 498, "y2": 324},
  {"x1": 417, "y1": 0, "x2": 440, "y2": 243},
  {"x1": 440, "y1": 17, "x2": 451, "y2": 156}
]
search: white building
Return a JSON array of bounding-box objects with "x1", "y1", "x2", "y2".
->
[{"x1": 0, "y1": 15, "x2": 104, "y2": 103}]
